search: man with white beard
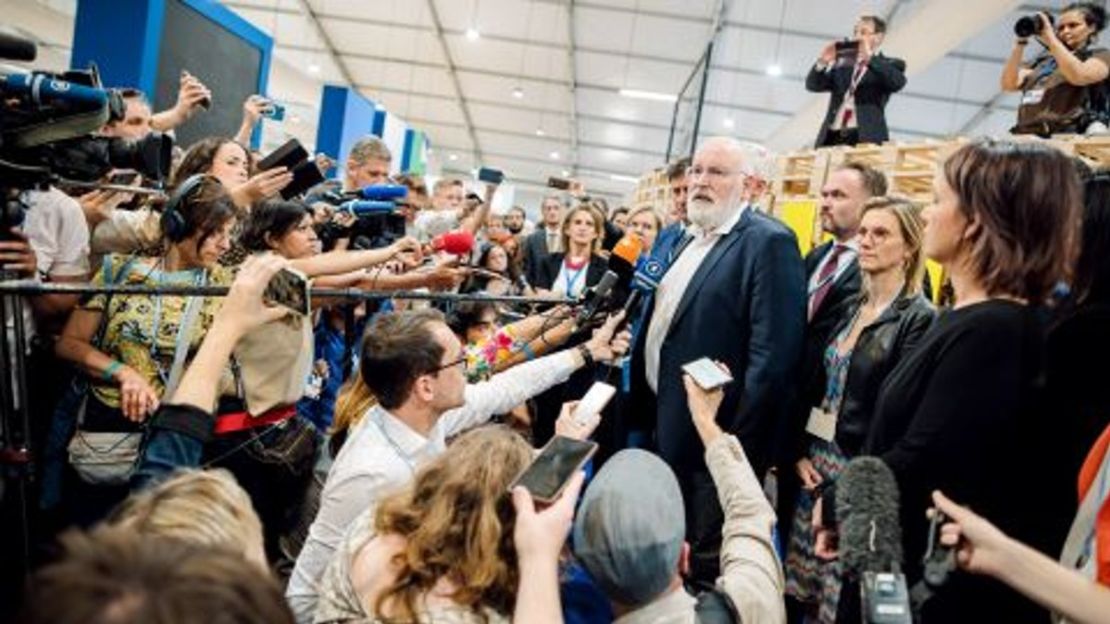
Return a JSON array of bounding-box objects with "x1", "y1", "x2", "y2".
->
[{"x1": 628, "y1": 136, "x2": 807, "y2": 584}]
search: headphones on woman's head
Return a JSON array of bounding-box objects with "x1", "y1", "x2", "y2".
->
[{"x1": 161, "y1": 174, "x2": 210, "y2": 243}]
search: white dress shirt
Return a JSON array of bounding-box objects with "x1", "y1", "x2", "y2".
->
[
  {"x1": 644, "y1": 204, "x2": 747, "y2": 393},
  {"x1": 286, "y1": 349, "x2": 579, "y2": 624},
  {"x1": 807, "y1": 239, "x2": 859, "y2": 293}
]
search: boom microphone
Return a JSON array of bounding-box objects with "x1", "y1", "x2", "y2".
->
[
  {"x1": 338, "y1": 200, "x2": 396, "y2": 216},
  {"x1": 836, "y1": 456, "x2": 904, "y2": 579}
]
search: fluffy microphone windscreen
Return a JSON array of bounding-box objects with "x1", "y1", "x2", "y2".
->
[
  {"x1": 433, "y1": 230, "x2": 475, "y2": 255},
  {"x1": 836, "y1": 456, "x2": 904, "y2": 579}
]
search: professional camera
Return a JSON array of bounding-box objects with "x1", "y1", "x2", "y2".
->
[
  {"x1": 312, "y1": 184, "x2": 409, "y2": 251},
  {"x1": 1014, "y1": 13, "x2": 1054, "y2": 38},
  {"x1": 1, "y1": 32, "x2": 172, "y2": 236}
]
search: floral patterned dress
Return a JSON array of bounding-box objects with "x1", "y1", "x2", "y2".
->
[{"x1": 784, "y1": 312, "x2": 857, "y2": 623}]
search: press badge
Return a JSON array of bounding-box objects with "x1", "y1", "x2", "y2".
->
[
  {"x1": 806, "y1": 407, "x2": 837, "y2": 442},
  {"x1": 1021, "y1": 89, "x2": 1045, "y2": 106}
]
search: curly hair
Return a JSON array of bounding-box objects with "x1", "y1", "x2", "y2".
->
[{"x1": 371, "y1": 426, "x2": 533, "y2": 622}]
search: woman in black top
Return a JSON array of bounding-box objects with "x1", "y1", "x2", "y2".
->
[
  {"x1": 784, "y1": 197, "x2": 935, "y2": 621},
  {"x1": 532, "y1": 204, "x2": 608, "y2": 298},
  {"x1": 815, "y1": 139, "x2": 1082, "y2": 623}
]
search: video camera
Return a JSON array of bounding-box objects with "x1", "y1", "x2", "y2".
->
[
  {"x1": 1, "y1": 31, "x2": 172, "y2": 236},
  {"x1": 311, "y1": 183, "x2": 409, "y2": 251}
]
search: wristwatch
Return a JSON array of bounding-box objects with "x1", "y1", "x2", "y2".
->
[{"x1": 577, "y1": 343, "x2": 595, "y2": 368}]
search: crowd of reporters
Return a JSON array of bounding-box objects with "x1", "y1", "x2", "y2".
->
[{"x1": 4, "y1": 8, "x2": 1110, "y2": 623}]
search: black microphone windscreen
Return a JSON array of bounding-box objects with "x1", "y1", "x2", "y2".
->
[{"x1": 836, "y1": 456, "x2": 903, "y2": 579}]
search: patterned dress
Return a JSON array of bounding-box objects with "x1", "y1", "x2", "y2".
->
[{"x1": 784, "y1": 313, "x2": 856, "y2": 623}]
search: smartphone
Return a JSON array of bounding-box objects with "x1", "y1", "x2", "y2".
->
[
  {"x1": 262, "y1": 102, "x2": 286, "y2": 121},
  {"x1": 257, "y1": 138, "x2": 309, "y2": 172},
  {"x1": 263, "y1": 266, "x2": 311, "y2": 316},
  {"x1": 477, "y1": 167, "x2": 504, "y2": 184},
  {"x1": 108, "y1": 171, "x2": 139, "y2": 185},
  {"x1": 682, "y1": 357, "x2": 733, "y2": 391},
  {"x1": 572, "y1": 382, "x2": 617, "y2": 426},
  {"x1": 511, "y1": 435, "x2": 597, "y2": 504},
  {"x1": 280, "y1": 159, "x2": 326, "y2": 200},
  {"x1": 547, "y1": 176, "x2": 571, "y2": 190},
  {"x1": 181, "y1": 70, "x2": 211, "y2": 110},
  {"x1": 834, "y1": 40, "x2": 860, "y2": 67}
]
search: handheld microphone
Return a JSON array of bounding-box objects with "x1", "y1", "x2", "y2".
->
[
  {"x1": 607, "y1": 233, "x2": 643, "y2": 284},
  {"x1": 620, "y1": 256, "x2": 665, "y2": 322},
  {"x1": 338, "y1": 200, "x2": 396, "y2": 216},
  {"x1": 349, "y1": 184, "x2": 408, "y2": 201},
  {"x1": 575, "y1": 270, "x2": 619, "y2": 327},
  {"x1": 836, "y1": 456, "x2": 904, "y2": 579},
  {"x1": 836, "y1": 456, "x2": 913, "y2": 624},
  {"x1": 431, "y1": 230, "x2": 475, "y2": 255}
]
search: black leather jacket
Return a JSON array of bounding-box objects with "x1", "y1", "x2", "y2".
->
[{"x1": 827, "y1": 292, "x2": 936, "y2": 456}]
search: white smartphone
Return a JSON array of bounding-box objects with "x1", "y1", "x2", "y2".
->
[
  {"x1": 682, "y1": 357, "x2": 733, "y2": 391},
  {"x1": 572, "y1": 381, "x2": 617, "y2": 426}
]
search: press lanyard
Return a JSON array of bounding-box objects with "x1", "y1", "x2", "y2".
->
[
  {"x1": 149, "y1": 262, "x2": 207, "y2": 386},
  {"x1": 563, "y1": 261, "x2": 587, "y2": 295}
]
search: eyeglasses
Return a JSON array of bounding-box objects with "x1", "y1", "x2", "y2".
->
[
  {"x1": 427, "y1": 354, "x2": 468, "y2": 376},
  {"x1": 685, "y1": 165, "x2": 741, "y2": 181}
]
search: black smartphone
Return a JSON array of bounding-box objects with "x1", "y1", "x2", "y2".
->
[
  {"x1": 280, "y1": 159, "x2": 326, "y2": 200},
  {"x1": 834, "y1": 40, "x2": 860, "y2": 66},
  {"x1": 477, "y1": 167, "x2": 504, "y2": 184},
  {"x1": 263, "y1": 266, "x2": 311, "y2": 316},
  {"x1": 547, "y1": 176, "x2": 571, "y2": 190},
  {"x1": 257, "y1": 138, "x2": 310, "y2": 172},
  {"x1": 510, "y1": 435, "x2": 597, "y2": 504}
]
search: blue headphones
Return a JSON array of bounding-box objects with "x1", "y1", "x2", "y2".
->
[{"x1": 161, "y1": 174, "x2": 210, "y2": 243}]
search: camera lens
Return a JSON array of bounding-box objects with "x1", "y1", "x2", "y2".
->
[{"x1": 1014, "y1": 15, "x2": 1038, "y2": 38}]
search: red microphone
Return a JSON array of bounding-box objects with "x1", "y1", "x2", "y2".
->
[{"x1": 431, "y1": 230, "x2": 475, "y2": 255}]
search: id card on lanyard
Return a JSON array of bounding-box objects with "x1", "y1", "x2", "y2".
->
[{"x1": 563, "y1": 262, "x2": 587, "y2": 297}]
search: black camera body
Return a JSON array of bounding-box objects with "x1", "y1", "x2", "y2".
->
[
  {"x1": 1, "y1": 35, "x2": 172, "y2": 236},
  {"x1": 1015, "y1": 13, "x2": 1054, "y2": 38}
]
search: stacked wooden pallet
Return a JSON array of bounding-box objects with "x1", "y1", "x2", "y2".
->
[{"x1": 633, "y1": 167, "x2": 670, "y2": 214}]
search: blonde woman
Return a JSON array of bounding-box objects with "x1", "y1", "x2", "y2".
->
[
  {"x1": 784, "y1": 196, "x2": 936, "y2": 622},
  {"x1": 110, "y1": 468, "x2": 267, "y2": 570},
  {"x1": 626, "y1": 205, "x2": 663, "y2": 253},
  {"x1": 314, "y1": 426, "x2": 534, "y2": 623},
  {"x1": 533, "y1": 205, "x2": 607, "y2": 298}
]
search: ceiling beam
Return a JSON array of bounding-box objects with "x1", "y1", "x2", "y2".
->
[
  {"x1": 292, "y1": 0, "x2": 355, "y2": 87},
  {"x1": 424, "y1": 0, "x2": 483, "y2": 162},
  {"x1": 566, "y1": 0, "x2": 580, "y2": 176},
  {"x1": 433, "y1": 142, "x2": 648, "y2": 177},
  {"x1": 440, "y1": 166, "x2": 627, "y2": 201},
  {"x1": 765, "y1": 0, "x2": 1026, "y2": 151}
]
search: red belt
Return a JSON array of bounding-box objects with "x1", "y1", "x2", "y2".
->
[{"x1": 214, "y1": 405, "x2": 297, "y2": 435}]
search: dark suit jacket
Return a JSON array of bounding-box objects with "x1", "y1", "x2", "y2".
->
[
  {"x1": 522, "y1": 228, "x2": 556, "y2": 287},
  {"x1": 782, "y1": 242, "x2": 862, "y2": 462},
  {"x1": 630, "y1": 209, "x2": 806, "y2": 477},
  {"x1": 806, "y1": 53, "x2": 907, "y2": 146},
  {"x1": 533, "y1": 253, "x2": 608, "y2": 293}
]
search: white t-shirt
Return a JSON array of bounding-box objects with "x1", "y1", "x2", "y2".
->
[{"x1": 23, "y1": 188, "x2": 90, "y2": 279}]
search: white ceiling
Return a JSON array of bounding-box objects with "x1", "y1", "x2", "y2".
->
[{"x1": 7, "y1": 0, "x2": 1057, "y2": 201}]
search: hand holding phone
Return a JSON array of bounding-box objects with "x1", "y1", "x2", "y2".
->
[
  {"x1": 682, "y1": 357, "x2": 733, "y2": 391},
  {"x1": 510, "y1": 435, "x2": 597, "y2": 504},
  {"x1": 572, "y1": 382, "x2": 616, "y2": 426}
]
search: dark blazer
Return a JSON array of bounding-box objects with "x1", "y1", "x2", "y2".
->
[
  {"x1": 824, "y1": 293, "x2": 935, "y2": 456},
  {"x1": 806, "y1": 53, "x2": 907, "y2": 147},
  {"x1": 522, "y1": 228, "x2": 556, "y2": 287},
  {"x1": 630, "y1": 209, "x2": 806, "y2": 477},
  {"x1": 533, "y1": 252, "x2": 608, "y2": 294}
]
